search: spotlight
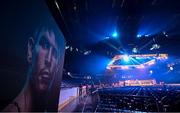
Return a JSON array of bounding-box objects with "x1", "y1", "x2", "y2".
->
[
  {"x1": 150, "y1": 44, "x2": 160, "y2": 50},
  {"x1": 106, "y1": 36, "x2": 110, "y2": 39},
  {"x1": 112, "y1": 32, "x2": 118, "y2": 38},
  {"x1": 137, "y1": 34, "x2": 141, "y2": 38},
  {"x1": 70, "y1": 47, "x2": 73, "y2": 51},
  {"x1": 123, "y1": 55, "x2": 129, "y2": 62},
  {"x1": 65, "y1": 46, "x2": 69, "y2": 50},
  {"x1": 76, "y1": 48, "x2": 78, "y2": 51},
  {"x1": 163, "y1": 31, "x2": 168, "y2": 37},
  {"x1": 150, "y1": 70, "x2": 153, "y2": 74},
  {"x1": 163, "y1": 31, "x2": 166, "y2": 35},
  {"x1": 106, "y1": 66, "x2": 111, "y2": 70},
  {"x1": 108, "y1": 60, "x2": 115, "y2": 65},
  {"x1": 132, "y1": 47, "x2": 138, "y2": 53},
  {"x1": 84, "y1": 50, "x2": 91, "y2": 55},
  {"x1": 87, "y1": 76, "x2": 91, "y2": 79},
  {"x1": 67, "y1": 72, "x2": 71, "y2": 76},
  {"x1": 170, "y1": 66, "x2": 173, "y2": 71}
]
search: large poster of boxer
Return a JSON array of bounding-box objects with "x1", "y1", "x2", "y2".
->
[{"x1": 0, "y1": 0, "x2": 65, "y2": 112}]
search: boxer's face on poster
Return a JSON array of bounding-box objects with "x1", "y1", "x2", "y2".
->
[{"x1": 29, "y1": 30, "x2": 59, "y2": 93}]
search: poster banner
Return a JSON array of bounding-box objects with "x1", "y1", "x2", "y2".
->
[{"x1": 0, "y1": 0, "x2": 65, "y2": 112}]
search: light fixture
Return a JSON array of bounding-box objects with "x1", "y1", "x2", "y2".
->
[
  {"x1": 163, "y1": 31, "x2": 166, "y2": 35},
  {"x1": 132, "y1": 47, "x2": 138, "y2": 53},
  {"x1": 70, "y1": 47, "x2": 73, "y2": 51},
  {"x1": 170, "y1": 66, "x2": 173, "y2": 71},
  {"x1": 84, "y1": 50, "x2": 91, "y2": 55},
  {"x1": 123, "y1": 55, "x2": 129, "y2": 62},
  {"x1": 65, "y1": 46, "x2": 69, "y2": 50},
  {"x1": 112, "y1": 32, "x2": 118, "y2": 38},
  {"x1": 106, "y1": 36, "x2": 110, "y2": 39},
  {"x1": 150, "y1": 70, "x2": 153, "y2": 74},
  {"x1": 67, "y1": 72, "x2": 71, "y2": 76},
  {"x1": 137, "y1": 34, "x2": 141, "y2": 38}
]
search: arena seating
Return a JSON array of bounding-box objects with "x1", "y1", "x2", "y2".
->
[{"x1": 96, "y1": 86, "x2": 180, "y2": 112}]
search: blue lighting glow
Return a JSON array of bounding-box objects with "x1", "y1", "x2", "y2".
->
[
  {"x1": 137, "y1": 34, "x2": 141, "y2": 38},
  {"x1": 112, "y1": 32, "x2": 118, "y2": 38},
  {"x1": 105, "y1": 36, "x2": 110, "y2": 39},
  {"x1": 137, "y1": 13, "x2": 172, "y2": 38},
  {"x1": 170, "y1": 66, "x2": 173, "y2": 71},
  {"x1": 123, "y1": 55, "x2": 130, "y2": 62},
  {"x1": 108, "y1": 60, "x2": 115, "y2": 65},
  {"x1": 150, "y1": 70, "x2": 153, "y2": 74}
]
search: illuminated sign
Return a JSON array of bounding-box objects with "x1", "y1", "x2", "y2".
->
[{"x1": 107, "y1": 54, "x2": 168, "y2": 70}]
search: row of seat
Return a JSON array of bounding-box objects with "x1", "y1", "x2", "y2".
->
[{"x1": 96, "y1": 85, "x2": 180, "y2": 112}]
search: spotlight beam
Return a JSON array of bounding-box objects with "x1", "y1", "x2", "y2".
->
[
  {"x1": 139, "y1": 39, "x2": 154, "y2": 51},
  {"x1": 104, "y1": 41, "x2": 125, "y2": 54},
  {"x1": 123, "y1": 55, "x2": 129, "y2": 62},
  {"x1": 129, "y1": 57, "x2": 136, "y2": 65},
  {"x1": 130, "y1": 57, "x2": 141, "y2": 65}
]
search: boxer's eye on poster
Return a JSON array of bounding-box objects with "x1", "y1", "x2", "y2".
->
[{"x1": 39, "y1": 36, "x2": 50, "y2": 50}]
